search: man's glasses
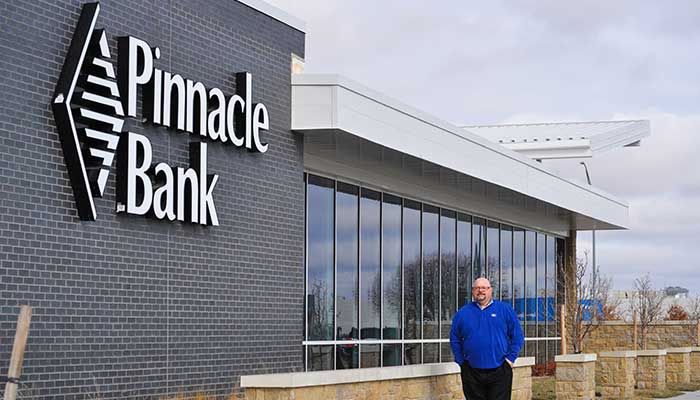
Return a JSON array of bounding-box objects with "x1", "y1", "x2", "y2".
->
[{"x1": 473, "y1": 286, "x2": 491, "y2": 291}]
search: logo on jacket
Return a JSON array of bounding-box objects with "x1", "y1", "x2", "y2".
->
[{"x1": 491, "y1": 313, "x2": 497, "y2": 317}]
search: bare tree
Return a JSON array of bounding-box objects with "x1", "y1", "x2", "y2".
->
[
  {"x1": 632, "y1": 274, "x2": 665, "y2": 350},
  {"x1": 568, "y1": 251, "x2": 618, "y2": 353}
]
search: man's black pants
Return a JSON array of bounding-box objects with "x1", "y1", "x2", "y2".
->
[{"x1": 460, "y1": 362, "x2": 512, "y2": 400}]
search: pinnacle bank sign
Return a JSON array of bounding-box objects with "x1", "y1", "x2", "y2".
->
[{"x1": 52, "y1": 2, "x2": 270, "y2": 227}]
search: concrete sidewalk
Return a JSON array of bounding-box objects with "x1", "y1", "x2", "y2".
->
[{"x1": 667, "y1": 391, "x2": 700, "y2": 399}]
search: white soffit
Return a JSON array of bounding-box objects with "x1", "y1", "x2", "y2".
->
[
  {"x1": 463, "y1": 120, "x2": 650, "y2": 160},
  {"x1": 291, "y1": 74, "x2": 630, "y2": 230}
]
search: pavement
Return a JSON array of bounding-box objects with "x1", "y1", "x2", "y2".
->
[{"x1": 668, "y1": 391, "x2": 700, "y2": 399}]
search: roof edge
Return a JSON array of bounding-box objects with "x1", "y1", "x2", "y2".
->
[{"x1": 237, "y1": 0, "x2": 306, "y2": 33}]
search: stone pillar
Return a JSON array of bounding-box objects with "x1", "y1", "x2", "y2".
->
[
  {"x1": 666, "y1": 347, "x2": 691, "y2": 384},
  {"x1": 512, "y1": 357, "x2": 535, "y2": 400},
  {"x1": 555, "y1": 353, "x2": 596, "y2": 400},
  {"x1": 636, "y1": 349, "x2": 666, "y2": 390},
  {"x1": 690, "y1": 347, "x2": 700, "y2": 382},
  {"x1": 596, "y1": 351, "x2": 636, "y2": 399}
]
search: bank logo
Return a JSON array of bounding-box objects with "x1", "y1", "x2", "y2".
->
[
  {"x1": 52, "y1": 3, "x2": 122, "y2": 221},
  {"x1": 51, "y1": 3, "x2": 271, "y2": 227}
]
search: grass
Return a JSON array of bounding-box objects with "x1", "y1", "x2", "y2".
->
[{"x1": 532, "y1": 376, "x2": 555, "y2": 400}]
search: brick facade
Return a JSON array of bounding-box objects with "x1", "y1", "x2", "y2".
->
[{"x1": 0, "y1": 0, "x2": 305, "y2": 398}]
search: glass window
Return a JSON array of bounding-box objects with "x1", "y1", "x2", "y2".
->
[
  {"x1": 441, "y1": 343, "x2": 454, "y2": 363},
  {"x1": 440, "y1": 209, "x2": 456, "y2": 340},
  {"x1": 500, "y1": 226, "x2": 513, "y2": 306},
  {"x1": 382, "y1": 344, "x2": 402, "y2": 367},
  {"x1": 423, "y1": 343, "x2": 439, "y2": 364},
  {"x1": 405, "y1": 343, "x2": 421, "y2": 365},
  {"x1": 513, "y1": 228, "x2": 525, "y2": 321},
  {"x1": 336, "y1": 344, "x2": 358, "y2": 370},
  {"x1": 525, "y1": 230, "x2": 537, "y2": 339},
  {"x1": 472, "y1": 218, "x2": 486, "y2": 279},
  {"x1": 307, "y1": 175, "x2": 334, "y2": 341},
  {"x1": 336, "y1": 182, "x2": 358, "y2": 341},
  {"x1": 457, "y1": 214, "x2": 472, "y2": 307},
  {"x1": 382, "y1": 194, "x2": 402, "y2": 340},
  {"x1": 556, "y1": 237, "x2": 566, "y2": 338},
  {"x1": 360, "y1": 188, "x2": 381, "y2": 339},
  {"x1": 403, "y1": 200, "x2": 422, "y2": 341},
  {"x1": 537, "y1": 233, "x2": 546, "y2": 325},
  {"x1": 361, "y1": 344, "x2": 380, "y2": 368},
  {"x1": 308, "y1": 345, "x2": 333, "y2": 371},
  {"x1": 546, "y1": 236, "x2": 556, "y2": 336},
  {"x1": 423, "y1": 205, "x2": 439, "y2": 340},
  {"x1": 486, "y1": 221, "x2": 500, "y2": 297}
]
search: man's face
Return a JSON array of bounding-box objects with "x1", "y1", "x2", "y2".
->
[{"x1": 472, "y1": 279, "x2": 492, "y2": 304}]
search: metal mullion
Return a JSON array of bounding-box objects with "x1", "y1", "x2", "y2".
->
[
  {"x1": 333, "y1": 180, "x2": 338, "y2": 370},
  {"x1": 379, "y1": 192, "x2": 384, "y2": 367},
  {"x1": 304, "y1": 174, "x2": 308, "y2": 372},
  {"x1": 437, "y1": 208, "x2": 442, "y2": 362},
  {"x1": 358, "y1": 187, "x2": 362, "y2": 369},
  {"x1": 420, "y1": 203, "x2": 424, "y2": 364},
  {"x1": 400, "y1": 198, "x2": 405, "y2": 366}
]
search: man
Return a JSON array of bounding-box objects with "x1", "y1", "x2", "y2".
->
[{"x1": 450, "y1": 278, "x2": 524, "y2": 400}]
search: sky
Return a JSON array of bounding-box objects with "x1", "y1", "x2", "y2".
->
[{"x1": 268, "y1": 0, "x2": 700, "y2": 292}]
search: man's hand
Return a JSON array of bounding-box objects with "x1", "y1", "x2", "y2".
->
[{"x1": 505, "y1": 359, "x2": 514, "y2": 368}]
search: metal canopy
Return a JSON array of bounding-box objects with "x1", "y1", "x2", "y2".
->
[{"x1": 463, "y1": 120, "x2": 650, "y2": 160}]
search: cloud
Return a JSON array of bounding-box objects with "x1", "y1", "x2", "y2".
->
[{"x1": 268, "y1": 0, "x2": 699, "y2": 292}]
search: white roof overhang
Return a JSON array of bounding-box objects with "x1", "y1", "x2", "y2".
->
[
  {"x1": 291, "y1": 74, "x2": 630, "y2": 230},
  {"x1": 464, "y1": 120, "x2": 650, "y2": 160}
]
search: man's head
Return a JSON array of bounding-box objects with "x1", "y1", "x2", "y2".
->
[{"x1": 472, "y1": 277, "x2": 493, "y2": 306}]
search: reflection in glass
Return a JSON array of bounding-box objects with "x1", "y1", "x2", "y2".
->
[
  {"x1": 383, "y1": 344, "x2": 402, "y2": 367},
  {"x1": 361, "y1": 344, "x2": 380, "y2": 368},
  {"x1": 382, "y1": 194, "x2": 402, "y2": 340},
  {"x1": 546, "y1": 236, "x2": 556, "y2": 335},
  {"x1": 336, "y1": 182, "x2": 358, "y2": 340},
  {"x1": 336, "y1": 343, "x2": 358, "y2": 369},
  {"x1": 441, "y1": 210, "x2": 456, "y2": 339},
  {"x1": 404, "y1": 200, "x2": 422, "y2": 341},
  {"x1": 457, "y1": 214, "x2": 472, "y2": 307},
  {"x1": 513, "y1": 228, "x2": 525, "y2": 321},
  {"x1": 423, "y1": 205, "x2": 439, "y2": 340},
  {"x1": 472, "y1": 218, "x2": 486, "y2": 279},
  {"x1": 441, "y1": 343, "x2": 454, "y2": 363},
  {"x1": 307, "y1": 175, "x2": 335, "y2": 340},
  {"x1": 487, "y1": 221, "x2": 500, "y2": 297},
  {"x1": 556, "y1": 238, "x2": 566, "y2": 338},
  {"x1": 500, "y1": 226, "x2": 513, "y2": 306},
  {"x1": 525, "y1": 230, "x2": 536, "y2": 322},
  {"x1": 361, "y1": 189, "x2": 381, "y2": 339},
  {"x1": 308, "y1": 345, "x2": 333, "y2": 371},
  {"x1": 405, "y1": 343, "x2": 421, "y2": 365},
  {"x1": 424, "y1": 343, "x2": 439, "y2": 364},
  {"x1": 537, "y1": 233, "x2": 546, "y2": 322}
]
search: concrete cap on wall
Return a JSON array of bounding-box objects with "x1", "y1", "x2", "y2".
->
[
  {"x1": 636, "y1": 349, "x2": 667, "y2": 356},
  {"x1": 667, "y1": 347, "x2": 692, "y2": 353},
  {"x1": 690, "y1": 347, "x2": 700, "y2": 352},
  {"x1": 555, "y1": 354, "x2": 597, "y2": 363},
  {"x1": 514, "y1": 357, "x2": 536, "y2": 367},
  {"x1": 599, "y1": 351, "x2": 637, "y2": 358}
]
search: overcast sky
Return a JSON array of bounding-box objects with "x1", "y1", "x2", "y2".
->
[{"x1": 269, "y1": 0, "x2": 700, "y2": 292}]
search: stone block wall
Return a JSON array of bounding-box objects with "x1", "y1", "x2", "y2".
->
[
  {"x1": 555, "y1": 354, "x2": 596, "y2": 400},
  {"x1": 666, "y1": 348, "x2": 691, "y2": 384},
  {"x1": 580, "y1": 321, "x2": 698, "y2": 353},
  {"x1": 595, "y1": 351, "x2": 635, "y2": 399},
  {"x1": 636, "y1": 351, "x2": 666, "y2": 390},
  {"x1": 243, "y1": 360, "x2": 534, "y2": 400},
  {"x1": 691, "y1": 348, "x2": 700, "y2": 382}
]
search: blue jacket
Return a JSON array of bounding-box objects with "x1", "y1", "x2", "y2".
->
[{"x1": 449, "y1": 300, "x2": 524, "y2": 368}]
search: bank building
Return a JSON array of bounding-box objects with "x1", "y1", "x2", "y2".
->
[{"x1": 0, "y1": 0, "x2": 649, "y2": 398}]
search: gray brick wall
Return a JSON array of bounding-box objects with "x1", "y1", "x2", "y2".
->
[{"x1": 0, "y1": 1, "x2": 305, "y2": 398}]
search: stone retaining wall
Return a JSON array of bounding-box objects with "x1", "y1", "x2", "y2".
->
[
  {"x1": 242, "y1": 359, "x2": 534, "y2": 400},
  {"x1": 580, "y1": 321, "x2": 698, "y2": 353}
]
